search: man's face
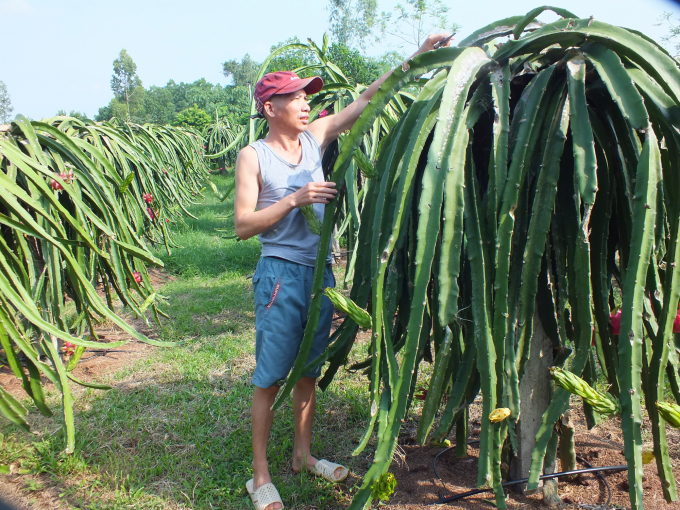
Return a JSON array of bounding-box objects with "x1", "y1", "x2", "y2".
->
[{"x1": 266, "y1": 90, "x2": 310, "y2": 131}]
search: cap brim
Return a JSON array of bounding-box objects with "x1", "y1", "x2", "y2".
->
[{"x1": 275, "y1": 76, "x2": 324, "y2": 97}]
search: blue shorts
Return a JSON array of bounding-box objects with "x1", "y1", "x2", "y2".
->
[{"x1": 251, "y1": 256, "x2": 335, "y2": 389}]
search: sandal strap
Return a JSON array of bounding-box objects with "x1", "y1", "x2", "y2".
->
[
  {"x1": 247, "y1": 480, "x2": 284, "y2": 510},
  {"x1": 313, "y1": 459, "x2": 348, "y2": 482}
]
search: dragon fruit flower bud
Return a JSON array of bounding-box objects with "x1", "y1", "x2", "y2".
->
[
  {"x1": 62, "y1": 341, "x2": 76, "y2": 357},
  {"x1": 132, "y1": 271, "x2": 142, "y2": 283},
  {"x1": 143, "y1": 193, "x2": 153, "y2": 204},
  {"x1": 147, "y1": 207, "x2": 155, "y2": 220},
  {"x1": 50, "y1": 179, "x2": 63, "y2": 190},
  {"x1": 323, "y1": 287, "x2": 371, "y2": 329},
  {"x1": 657, "y1": 401, "x2": 680, "y2": 428}
]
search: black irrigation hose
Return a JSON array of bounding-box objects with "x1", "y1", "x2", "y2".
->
[
  {"x1": 84, "y1": 349, "x2": 131, "y2": 354},
  {"x1": 430, "y1": 442, "x2": 628, "y2": 506},
  {"x1": 76, "y1": 350, "x2": 140, "y2": 364},
  {"x1": 433, "y1": 440, "x2": 480, "y2": 482},
  {"x1": 577, "y1": 455, "x2": 614, "y2": 507}
]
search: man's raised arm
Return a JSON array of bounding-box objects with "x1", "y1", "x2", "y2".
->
[{"x1": 308, "y1": 33, "x2": 453, "y2": 150}]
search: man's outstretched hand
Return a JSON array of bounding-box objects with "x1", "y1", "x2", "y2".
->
[
  {"x1": 413, "y1": 33, "x2": 455, "y2": 57},
  {"x1": 308, "y1": 32, "x2": 456, "y2": 151}
]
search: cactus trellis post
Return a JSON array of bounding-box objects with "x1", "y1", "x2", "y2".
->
[
  {"x1": 510, "y1": 312, "x2": 554, "y2": 495},
  {"x1": 283, "y1": 6, "x2": 680, "y2": 510}
]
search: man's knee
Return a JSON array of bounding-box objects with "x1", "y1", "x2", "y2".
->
[
  {"x1": 295, "y1": 376, "x2": 317, "y2": 389},
  {"x1": 254, "y1": 384, "x2": 280, "y2": 400}
]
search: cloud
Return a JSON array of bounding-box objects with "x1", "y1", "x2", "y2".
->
[{"x1": 0, "y1": 0, "x2": 37, "y2": 15}]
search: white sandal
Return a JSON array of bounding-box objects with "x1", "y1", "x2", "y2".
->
[
  {"x1": 246, "y1": 478, "x2": 284, "y2": 510},
  {"x1": 310, "y1": 459, "x2": 349, "y2": 483}
]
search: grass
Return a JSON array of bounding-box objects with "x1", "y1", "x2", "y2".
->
[{"x1": 0, "y1": 174, "x2": 373, "y2": 510}]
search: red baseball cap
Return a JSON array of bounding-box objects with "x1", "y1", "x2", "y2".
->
[{"x1": 254, "y1": 71, "x2": 324, "y2": 114}]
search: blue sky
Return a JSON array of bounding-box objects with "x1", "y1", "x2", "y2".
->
[{"x1": 1, "y1": 0, "x2": 678, "y2": 120}]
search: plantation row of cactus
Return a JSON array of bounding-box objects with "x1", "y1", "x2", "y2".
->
[
  {"x1": 289, "y1": 6, "x2": 680, "y2": 509},
  {"x1": 0, "y1": 116, "x2": 209, "y2": 452}
]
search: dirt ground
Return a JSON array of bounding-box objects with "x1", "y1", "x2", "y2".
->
[
  {"x1": 2, "y1": 267, "x2": 680, "y2": 509},
  {"x1": 385, "y1": 406, "x2": 680, "y2": 510},
  {"x1": 0, "y1": 268, "x2": 171, "y2": 399}
]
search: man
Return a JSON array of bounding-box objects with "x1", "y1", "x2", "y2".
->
[{"x1": 234, "y1": 33, "x2": 452, "y2": 510}]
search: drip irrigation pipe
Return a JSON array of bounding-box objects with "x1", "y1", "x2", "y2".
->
[
  {"x1": 76, "y1": 350, "x2": 140, "y2": 364},
  {"x1": 577, "y1": 455, "x2": 614, "y2": 507},
  {"x1": 430, "y1": 442, "x2": 628, "y2": 506},
  {"x1": 433, "y1": 440, "x2": 479, "y2": 482},
  {"x1": 83, "y1": 349, "x2": 131, "y2": 353}
]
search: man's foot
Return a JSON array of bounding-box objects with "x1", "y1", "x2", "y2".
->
[
  {"x1": 251, "y1": 469, "x2": 282, "y2": 510},
  {"x1": 292, "y1": 454, "x2": 345, "y2": 480}
]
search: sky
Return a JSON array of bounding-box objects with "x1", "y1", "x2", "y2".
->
[{"x1": 1, "y1": 0, "x2": 679, "y2": 120}]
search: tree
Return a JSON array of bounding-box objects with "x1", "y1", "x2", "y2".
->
[
  {"x1": 111, "y1": 49, "x2": 143, "y2": 120},
  {"x1": 327, "y1": 43, "x2": 384, "y2": 85},
  {"x1": 378, "y1": 0, "x2": 460, "y2": 50},
  {"x1": 222, "y1": 54, "x2": 260, "y2": 88},
  {"x1": 266, "y1": 37, "x2": 401, "y2": 87},
  {"x1": 280, "y1": 11, "x2": 680, "y2": 510},
  {"x1": 95, "y1": 77, "x2": 252, "y2": 127},
  {"x1": 172, "y1": 104, "x2": 212, "y2": 131},
  {"x1": 96, "y1": 94, "x2": 145, "y2": 123},
  {"x1": 0, "y1": 81, "x2": 14, "y2": 124},
  {"x1": 327, "y1": 0, "x2": 379, "y2": 50},
  {"x1": 142, "y1": 85, "x2": 177, "y2": 125},
  {"x1": 656, "y1": 11, "x2": 680, "y2": 57},
  {"x1": 56, "y1": 109, "x2": 90, "y2": 122},
  {"x1": 268, "y1": 37, "x2": 317, "y2": 77}
]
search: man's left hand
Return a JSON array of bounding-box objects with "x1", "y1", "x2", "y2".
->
[
  {"x1": 414, "y1": 33, "x2": 455, "y2": 57},
  {"x1": 310, "y1": 32, "x2": 456, "y2": 150}
]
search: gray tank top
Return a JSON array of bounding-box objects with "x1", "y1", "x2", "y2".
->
[{"x1": 251, "y1": 130, "x2": 332, "y2": 267}]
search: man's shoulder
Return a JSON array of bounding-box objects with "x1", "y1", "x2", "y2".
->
[
  {"x1": 238, "y1": 144, "x2": 257, "y2": 159},
  {"x1": 236, "y1": 145, "x2": 260, "y2": 176},
  {"x1": 237, "y1": 145, "x2": 259, "y2": 165}
]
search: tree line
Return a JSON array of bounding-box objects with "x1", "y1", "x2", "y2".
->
[
  {"x1": 1, "y1": 1, "x2": 457, "y2": 127},
  {"x1": 92, "y1": 0, "x2": 457, "y2": 128},
  {"x1": 2, "y1": 2, "x2": 679, "y2": 128},
  {"x1": 92, "y1": 41, "x2": 402, "y2": 129}
]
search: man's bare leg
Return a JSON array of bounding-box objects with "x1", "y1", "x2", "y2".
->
[
  {"x1": 252, "y1": 384, "x2": 282, "y2": 510},
  {"x1": 291, "y1": 377, "x2": 343, "y2": 479}
]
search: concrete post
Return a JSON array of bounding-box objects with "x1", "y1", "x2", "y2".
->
[{"x1": 509, "y1": 311, "x2": 555, "y2": 494}]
